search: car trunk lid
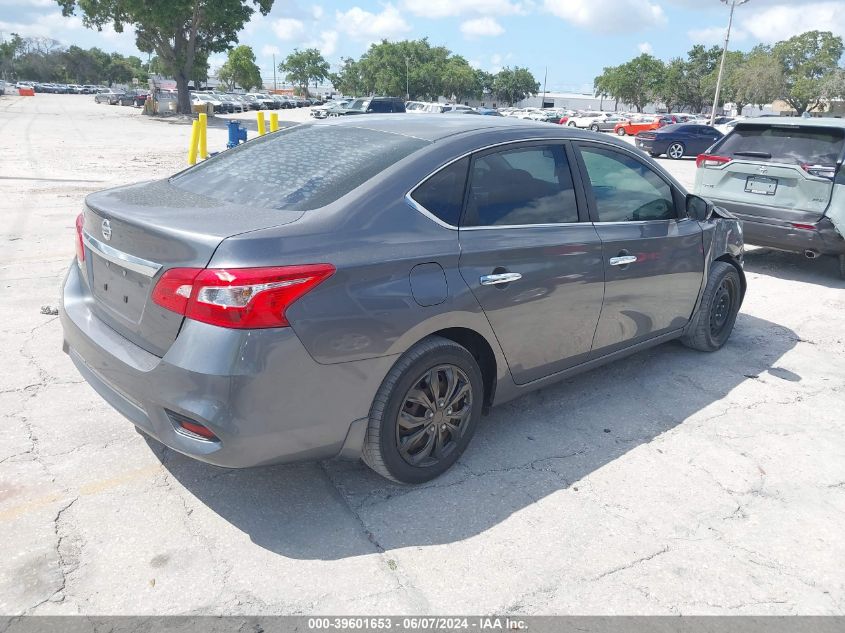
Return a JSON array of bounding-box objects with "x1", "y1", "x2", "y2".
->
[{"x1": 80, "y1": 179, "x2": 304, "y2": 356}]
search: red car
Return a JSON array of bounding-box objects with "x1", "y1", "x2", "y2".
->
[{"x1": 613, "y1": 117, "x2": 662, "y2": 136}]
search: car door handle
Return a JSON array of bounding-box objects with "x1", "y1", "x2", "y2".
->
[
  {"x1": 609, "y1": 255, "x2": 638, "y2": 266},
  {"x1": 480, "y1": 272, "x2": 522, "y2": 286}
]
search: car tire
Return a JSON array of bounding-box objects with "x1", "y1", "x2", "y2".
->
[
  {"x1": 681, "y1": 261, "x2": 741, "y2": 352},
  {"x1": 616, "y1": 127, "x2": 626, "y2": 136},
  {"x1": 590, "y1": 124, "x2": 600, "y2": 132},
  {"x1": 567, "y1": 121, "x2": 577, "y2": 127},
  {"x1": 667, "y1": 142, "x2": 685, "y2": 160},
  {"x1": 362, "y1": 336, "x2": 484, "y2": 484}
]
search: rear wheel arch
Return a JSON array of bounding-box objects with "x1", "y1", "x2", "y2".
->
[{"x1": 429, "y1": 327, "x2": 497, "y2": 411}]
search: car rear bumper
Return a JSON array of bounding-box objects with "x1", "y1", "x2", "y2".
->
[
  {"x1": 60, "y1": 262, "x2": 396, "y2": 468},
  {"x1": 708, "y1": 198, "x2": 845, "y2": 256}
]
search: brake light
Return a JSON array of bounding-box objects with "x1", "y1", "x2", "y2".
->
[
  {"x1": 790, "y1": 223, "x2": 816, "y2": 231},
  {"x1": 152, "y1": 264, "x2": 335, "y2": 329},
  {"x1": 559, "y1": 116, "x2": 568, "y2": 124},
  {"x1": 75, "y1": 213, "x2": 85, "y2": 262},
  {"x1": 801, "y1": 163, "x2": 836, "y2": 179},
  {"x1": 696, "y1": 154, "x2": 731, "y2": 169}
]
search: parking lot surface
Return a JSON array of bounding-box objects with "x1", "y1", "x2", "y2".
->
[{"x1": 1, "y1": 94, "x2": 844, "y2": 615}]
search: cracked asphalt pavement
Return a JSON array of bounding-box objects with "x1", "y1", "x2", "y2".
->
[{"x1": 1, "y1": 95, "x2": 844, "y2": 616}]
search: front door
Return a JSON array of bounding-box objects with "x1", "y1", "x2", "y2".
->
[
  {"x1": 574, "y1": 142, "x2": 704, "y2": 354},
  {"x1": 457, "y1": 142, "x2": 605, "y2": 384}
]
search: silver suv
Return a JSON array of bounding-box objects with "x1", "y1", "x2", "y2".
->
[{"x1": 694, "y1": 117, "x2": 845, "y2": 277}]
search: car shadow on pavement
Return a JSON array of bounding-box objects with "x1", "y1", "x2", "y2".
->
[
  {"x1": 744, "y1": 247, "x2": 845, "y2": 288},
  {"x1": 156, "y1": 312, "x2": 797, "y2": 560}
]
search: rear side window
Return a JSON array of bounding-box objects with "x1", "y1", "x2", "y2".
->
[
  {"x1": 368, "y1": 100, "x2": 391, "y2": 113},
  {"x1": 411, "y1": 157, "x2": 469, "y2": 226},
  {"x1": 464, "y1": 144, "x2": 578, "y2": 226},
  {"x1": 171, "y1": 125, "x2": 428, "y2": 210},
  {"x1": 717, "y1": 125, "x2": 845, "y2": 166}
]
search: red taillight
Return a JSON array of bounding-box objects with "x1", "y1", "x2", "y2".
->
[
  {"x1": 152, "y1": 264, "x2": 335, "y2": 329},
  {"x1": 790, "y1": 223, "x2": 816, "y2": 231},
  {"x1": 75, "y1": 213, "x2": 85, "y2": 262},
  {"x1": 696, "y1": 154, "x2": 731, "y2": 169},
  {"x1": 559, "y1": 116, "x2": 568, "y2": 124}
]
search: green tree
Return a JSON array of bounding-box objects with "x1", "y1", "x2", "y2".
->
[
  {"x1": 773, "y1": 30, "x2": 844, "y2": 114},
  {"x1": 657, "y1": 58, "x2": 689, "y2": 113},
  {"x1": 218, "y1": 44, "x2": 261, "y2": 90},
  {"x1": 329, "y1": 57, "x2": 365, "y2": 96},
  {"x1": 732, "y1": 47, "x2": 784, "y2": 110},
  {"x1": 55, "y1": 0, "x2": 274, "y2": 114},
  {"x1": 0, "y1": 33, "x2": 24, "y2": 80},
  {"x1": 279, "y1": 48, "x2": 329, "y2": 96},
  {"x1": 684, "y1": 44, "x2": 722, "y2": 113},
  {"x1": 613, "y1": 54, "x2": 664, "y2": 112},
  {"x1": 492, "y1": 66, "x2": 539, "y2": 106}
]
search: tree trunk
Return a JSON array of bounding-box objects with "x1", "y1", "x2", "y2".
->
[{"x1": 175, "y1": 72, "x2": 192, "y2": 114}]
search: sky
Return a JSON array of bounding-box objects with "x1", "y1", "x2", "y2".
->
[{"x1": 1, "y1": 0, "x2": 844, "y2": 93}]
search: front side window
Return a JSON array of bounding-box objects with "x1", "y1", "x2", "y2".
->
[
  {"x1": 579, "y1": 146, "x2": 676, "y2": 222},
  {"x1": 464, "y1": 144, "x2": 579, "y2": 226}
]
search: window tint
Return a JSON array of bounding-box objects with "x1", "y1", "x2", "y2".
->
[
  {"x1": 464, "y1": 145, "x2": 578, "y2": 226},
  {"x1": 171, "y1": 125, "x2": 429, "y2": 210},
  {"x1": 717, "y1": 124, "x2": 845, "y2": 165},
  {"x1": 579, "y1": 146, "x2": 675, "y2": 222},
  {"x1": 411, "y1": 157, "x2": 469, "y2": 226}
]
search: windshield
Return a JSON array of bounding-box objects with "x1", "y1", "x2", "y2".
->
[
  {"x1": 171, "y1": 125, "x2": 429, "y2": 211},
  {"x1": 717, "y1": 124, "x2": 845, "y2": 165},
  {"x1": 347, "y1": 99, "x2": 369, "y2": 111}
]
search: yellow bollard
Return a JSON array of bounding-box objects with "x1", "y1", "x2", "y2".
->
[
  {"x1": 198, "y1": 112, "x2": 208, "y2": 159},
  {"x1": 187, "y1": 120, "x2": 200, "y2": 165},
  {"x1": 257, "y1": 111, "x2": 266, "y2": 136},
  {"x1": 270, "y1": 112, "x2": 279, "y2": 132}
]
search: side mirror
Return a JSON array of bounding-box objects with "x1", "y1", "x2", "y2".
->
[{"x1": 686, "y1": 194, "x2": 714, "y2": 221}]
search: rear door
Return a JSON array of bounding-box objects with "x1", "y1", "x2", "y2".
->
[
  {"x1": 573, "y1": 142, "x2": 704, "y2": 353},
  {"x1": 696, "y1": 123, "x2": 844, "y2": 225},
  {"x1": 688, "y1": 125, "x2": 723, "y2": 155},
  {"x1": 456, "y1": 141, "x2": 605, "y2": 384}
]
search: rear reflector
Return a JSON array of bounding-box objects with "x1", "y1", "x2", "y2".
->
[
  {"x1": 152, "y1": 264, "x2": 335, "y2": 329},
  {"x1": 167, "y1": 410, "x2": 219, "y2": 441},
  {"x1": 696, "y1": 154, "x2": 731, "y2": 169},
  {"x1": 790, "y1": 223, "x2": 816, "y2": 231},
  {"x1": 75, "y1": 213, "x2": 85, "y2": 262}
]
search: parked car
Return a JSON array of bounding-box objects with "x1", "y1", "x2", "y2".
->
[
  {"x1": 310, "y1": 100, "x2": 349, "y2": 118},
  {"x1": 476, "y1": 108, "x2": 502, "y2": 116},
  {"x1": 635, "y1": 124, "x2": 723, "y2": 160},
  {"x1": 566, "y1": 112, "x2": 612, "y2": 128},
  {"x1": 331, "y1": 96, "x2": 406, "y2": 115},
  {"x1": 586, "y1": 114, "x2": 627, "y2": 132},
  {"x1": 245, "y1": 93, "x2": 277, "y2": 109},
  {"x1": 80, "y1": 84, "x2": 99, "y2": 94},
  {"x1": 118, "y1": 90, "x2": 149, "y2": 107},
  {"x1": 614, "y1": 117, "x2": 662, "y2": 136},
  {"x1": 271, "y1": 95, "x2": 294, "y2": 109},
  {"x1": 94, "y1": 90, "x2": 123, "y2": 105},
  {"x1": 191, "y1": 93, "x2": 225, "y2": 113},
  {"x1": 241, "y1": 94, "x2": 263, "y2": 110},
  {"x1": 62, "y1": 116, "x2": 744, "y2": 484},
  {"x1": 695, "y1": 117, "x2": 845, "y2": 277}
]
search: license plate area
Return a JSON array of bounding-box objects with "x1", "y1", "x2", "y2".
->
[
  {"x1": 745, "y1": 175, "x2": 778, "y2": 196},
  {"x1": 91, "y1": 255, "x2": 150, "y2": 323}
]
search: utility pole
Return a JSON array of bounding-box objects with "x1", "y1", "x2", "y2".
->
[
  {"x1": 405, "y1": 56, "x2": 410, "y2": 101},
  {"x1": 542, "y1": 66, "x2": 547, "y2": 107},
  {"x1": 709, "y1": 0, "x2": 750, "y2": 125},
  {"x1": 273, "y1": 54, "x2": 277, "y2": 91}
]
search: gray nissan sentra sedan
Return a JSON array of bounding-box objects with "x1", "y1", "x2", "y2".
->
[{"x1": 61, "y1": 115, "x2": 745, "y2": 484}]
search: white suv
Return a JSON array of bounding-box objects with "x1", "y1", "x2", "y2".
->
[{"x1": 566, "y1": 112, "x2": 612, "y2": 128}]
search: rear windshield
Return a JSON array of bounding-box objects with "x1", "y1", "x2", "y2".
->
[
  {"x1": 171, "y1": 125, "x2": 429, "y2": 210},
  {"x1": 717, "y1": 124, "x2": 844, "y2": 165}
]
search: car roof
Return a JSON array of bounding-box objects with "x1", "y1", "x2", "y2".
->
[
  {"x1": 314, "y1": 113, "x2": 641, "y2": 144},
  {"x1": 737, "y1": 116, "x2": 845, "y2": 128}
]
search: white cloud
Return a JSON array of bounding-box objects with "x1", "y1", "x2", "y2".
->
[
  {"x1": 261, "y1": 44, "x2": 281, "y2": 57},
  {"x1": 638, "y1": 41, "x2": 653, "y2": 54},
  {"x1": 403, "y1": 0, "x2": 527, "y2": 18},
  {"x1": 312, "y1": 5, "x2": 325, "y2": 20},
  {"x1": 0, "y1": 10, "x2": 83, "y2": 39},
  {"x1": 272, "y1": 17, "x2": 306, "y2": 40},
  {"x1": 689, "y1": 2, "x2": 845, "y2": 46},
  {"x1": 305, "y1": 30, "x2": 338, "y2": 57},
  {"x1": 543, "y1": 0, "x2": 665, "y2": 34},
  {"x1": 461, "y1": 17, "x2": 505, "y2": 38},
  {"x1": 335, "y1": 4, "x2": 411, "y2": 40},
  {"x1": 738, "y1": 1, "x2": 845, "y2": 43}
]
